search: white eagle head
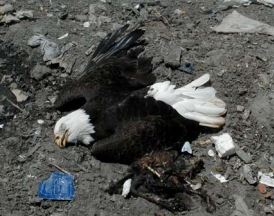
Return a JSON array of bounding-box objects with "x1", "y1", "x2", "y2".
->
[{"x1": 54, "y1": 109, "x2": 95, "y2": 148}]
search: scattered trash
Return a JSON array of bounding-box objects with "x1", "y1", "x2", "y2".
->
[
  {"x1": 28, "y1": 35, "x2": 61, "y2": 62},
  {"x1": 208, "y1": 149, "x2": 215, "y2": 157},
  {"x1": 211, "y1": 133, "x2": 235, "y2": 158},
  {"x1": 122, "y1": 178, "x2": 131, "y2": 198},
  {"x1": 258, "y1": 172, "x2": 274, "y2": 187},
  {"x1": 11, "y1": 89, "x2": 28, "y2": 102},
  {"x1": 216, "y1": 0, "x2": 274, "y2": 11},
  {"x1": 211, "y1": 172, "x2": 229, "y2": 183},
  {"x1": 0, "y1": 123, "x2": 4, "y2": 128},
  {"x1": 189, "y1": 182, "x2": 202, "y2": 190},
  {"x1": 242, "y1": 165, "x2": 257, "y2": 185},
  {"x1": 181, "y1": 141, "x2": 192, "y2": 154},
  {"x1": 58, "y1": 33, "x2": 69, "y2": 40},
  {"x1": 231, "y1": 195, "x2": 254, "y2": 216},
  {"x1": 258, "y1": 183, "x2": 267, "y2": 194},
  {"x1": 85, "y1": 45, "x2": 95, "y2": 56},
  {"x1": 178, "y1": 62, "x2": 194, "y2": 74},
  {"x1": 212, "y1": 10, "x2": 274, "y2": 37},
  {"x1": 38, "y1": 172, "x2": 75, "y2": 200}
]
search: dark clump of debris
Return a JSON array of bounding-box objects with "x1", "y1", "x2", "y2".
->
[{"x1": 107, "y1": 150, "x2": 215, "y2": 213}]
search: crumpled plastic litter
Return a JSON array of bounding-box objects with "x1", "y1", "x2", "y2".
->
[
  {"x1": 28, "y1": 35, "x2": 61, "y2": 62},
  {"x1": 258, "y1": 171, "x2": 274, "y2": 187},
  {"x1": 122, "y1": 178, "x2": 132, "y2": 198},
  {"x1": 38, "y1": 171, "x2": 75, "y2": 200},
  {"x1": 212, "y1": 10, "x2": 274, "y2": 36},
  {"x1": 181, "y1": 141, "x2": 192, "y2": 154}
]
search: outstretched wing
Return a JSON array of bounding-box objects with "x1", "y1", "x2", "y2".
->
[{"x1": 55, "y1": 25, "x2": 155, "y2": 112}]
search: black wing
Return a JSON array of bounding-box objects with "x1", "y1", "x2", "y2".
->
[{"x1": 55, "y1": 25, "x2": 155, "y2": 112}]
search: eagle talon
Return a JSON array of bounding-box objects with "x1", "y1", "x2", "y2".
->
[{"x1": 54, "y1": 129, "x2": 69, "y2": 148}]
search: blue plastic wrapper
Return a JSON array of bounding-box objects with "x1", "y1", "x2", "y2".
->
[{"x1": 38, "y1": 171, "x2": 75, "y2": 200}]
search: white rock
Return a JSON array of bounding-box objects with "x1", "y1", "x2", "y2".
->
[
  {"x1": 181, "y1": 141, "x2": 192, "y2": 154},
  {"x1": 11, "y1": 89, "x2": 28, "y2": 102},
  {"x1": 83, "y1": 21, "x2": 90, "y2": 28},
  {"x1": 37, "y1": 119, "x2": 44, "y2": 125},
  {"x1": 258, "y1": 171, "x2": 274, "y2": 187},
  {"x1": 211, "y1": 172, "x2": 229, "y2": 183},
  {"x1": 122, "y1": 178, "x2": 132, "y2": 198},
  {"x1": 211, "y1": 133, "x2": 235, "y2": 158},
  {"x1": 208, "y1": 149, "x2": 215, "y2": 157}
]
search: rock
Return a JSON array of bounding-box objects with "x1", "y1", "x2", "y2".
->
[
  {"x1": 75, "y1": 14, "x2": 88, "y2": 22},
  {"x1": 83, "y1": 21, "x2": 90, "y2": 28},
  {"x1": 205, "y1": 49, "x2": 226, "y2": 66},
  {"x1": 242, "y1": 165, "x2": 257, "y2": 185},
  {"x1": 164, "y1": 45, "x2": 182, "y2": 68},
  {"x1": 235, "y1": 147, "x2": 252, "y2": 163},
  {"x1": 1, "y1": 14, "x2": 20, "y2": 24},
  {"x1": 0, "y1": 1, "x2": 6, "y2": 6},
  {"x1": 211, "y1": 133, "x2": 236, "y2": 158},
  {"x1": 11, "y1": 89, "x2": 28, "y2": 102},
  {"x1": 236, "y1": 105, "x2": 245, "y2": 112},
  {"x1": 174, "y1": 9, "x2": 184, "y2": 16},
  {"x1": 0, "y1": 4, "x2": 14, "y2": 15},
  {"x1": 15, "y1": 10, "x2": 33, "y2": 19},
  {"x1": 30, "y1": 64, "x2": 51, "y2": 80},
  {"x1": 242, "y1": 109, "x2": 251, "y2": 120},
  {"x1": 231, "y1": 195, "x2": 254, "y2": 216},
  {"x1": 208, "y1": 149, "x2": 215, "y2": 157}
]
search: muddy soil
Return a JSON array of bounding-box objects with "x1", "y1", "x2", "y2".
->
[{"x1": 0, "y1": 0, "x2": 274, "y2": 215}]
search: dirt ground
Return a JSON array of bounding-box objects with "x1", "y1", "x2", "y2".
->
[{"x1": 1, "y1": 0, "x2": 274, "y2": 215}]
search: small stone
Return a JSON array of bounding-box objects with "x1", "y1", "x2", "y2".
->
[
  {"x1": 11, "y1": 89, "x2": 28, "y2": 102},
  {"x1": 83, "y1": 21, "x2": 90, "y2": 28},
  {"x1": 236, "y1": 105, "x2": 245, "y2": 112},
  {"x1": 75, "y1": 14, "x2": 88, "y2": 22},
  {"x1": 242, "y1": 165, "x2": 257, "y2": 185},
  {"x1": 164, "y1": 45, "x2": 182, "y2": 68},
  {"x1": 15, "y1": 10, "x2": 33, "y2": 19},
  {"x1": 208, "y1": 149, "x2": 215, "y2": 157},
  {"x1": 30, "y1": 64, "x2": 51, "y2": 81},
  {"x1": 236, "y1": 147, "x2": 252, "y2": 163},
  {"x1": 174, "y1": 9, "x2": 184, "y2": 16},
  {"x1": 0, "y1": 4, "x2": 14, "y2": 15},
  {"x1": 37, "y1": 119, "x2": 44, "y2": 124},
  {"x1": 9, "y1": 82, "x2": 17, "y2": 89},
  {"x1": 258, "y1": 183, "x2": 267, "y2": 194},
  {"x1": 60, "y1": 73, "x2": 68, "y2": 78},
  {"x1": 242, "y1": 109, "x2": 251, "y2": 120},
  {"x1": 1, "y1": 14, "x2": 19, "y2": 24}
]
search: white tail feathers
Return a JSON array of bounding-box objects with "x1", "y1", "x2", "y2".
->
[{"x1": 147, "y1": 73, "x2": 226, "y2": 128}]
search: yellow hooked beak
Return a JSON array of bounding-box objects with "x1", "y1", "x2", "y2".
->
[{"x1": 54, "y1": 129, "x2": 69, "y2": 148}]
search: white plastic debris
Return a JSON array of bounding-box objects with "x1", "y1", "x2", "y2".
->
[
  {"x1": 211, "y1": 133, "x2": 235, "y2": 158},
  {"x1": 212, "y1": 10, "x2": 274, "y2": 36},
  {"x1": 83, "y1": 21, "x2": 90, "y2": 28},
  {"x1": 0, "y1": 124, "x2": 4, "y2": 129},
  {"x1": 37, "y1": 119, "x2": 44, "y2": 125},
  {"x1": 122, "y1": 178, "x2": 132, "y2": 198},
  {"x1": 58, "y1": 33, "x2": 69, "y2": 40},
  {"x1": 211, "y1": 172, "x2": 229, "y2": 183},
  {"x1": 181, "y1": 141, "x2": 192, "y2": 154},
  {"x1": 11, "y1": 89, "x2": 28, "y2": 102},
  {"x1": 258, "y1": 171, "x2": 274, "y2": 187},
  {"x1": 208, "y1": 149, "x2": 215, "y2": 157}
]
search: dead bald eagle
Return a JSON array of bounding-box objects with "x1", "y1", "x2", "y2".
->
[{"x1": 53, "y1": 25, "x2": 226, "y2": 163}]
